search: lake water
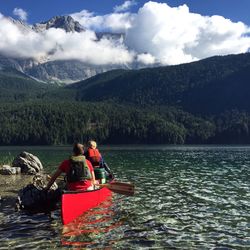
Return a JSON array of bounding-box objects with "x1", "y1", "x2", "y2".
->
[{"x1": 0, "y1": 145, "x2": 249, "y2": 249}]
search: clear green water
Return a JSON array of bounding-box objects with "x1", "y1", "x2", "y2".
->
[{"x1": 0, "y1": 145, "x2": 249, "y2": 249}]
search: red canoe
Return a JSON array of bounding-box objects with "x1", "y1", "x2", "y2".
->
[{"x1": 61, "y1": 186, "x2": 112, "y2": 225}]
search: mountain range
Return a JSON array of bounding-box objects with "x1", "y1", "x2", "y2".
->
[
  {"x1": 0, "y1": 15, "x2": 129, "y2": 84},
  {"x1": 1, "y1": 52, "x2": 250, "y2": 114},
  {"x1": 63, "y1": 52, "x2": 250, "y2": 114}
]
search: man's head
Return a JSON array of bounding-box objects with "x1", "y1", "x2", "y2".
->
[{"x1": 73, "y1": 143, "x2": 84, "y2": 155}]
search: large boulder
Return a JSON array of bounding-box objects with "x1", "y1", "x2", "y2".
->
[
  {"x1": 12, "y1": 151, "x2": 43, "y2": 175},
  {"x1": 16, "y1": 174, "x2": 60, "y2": 211}
]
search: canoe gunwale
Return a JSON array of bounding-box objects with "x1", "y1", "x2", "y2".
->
[{"x1": 62, "y1": 187, "x2": 104, "y2": 194}]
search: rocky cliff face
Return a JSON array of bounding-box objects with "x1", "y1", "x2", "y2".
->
[
  {"x1": 25, "y1": 60, "x2": 127, "y2": 84},
  {"x1": 0, "y1": 55, "x2": 128, "y2": 85},
  {"x1": 32, "y1": 15, "x2": 85, "y2": 33},
  {"x1": 0, "y1": 16, "x2": 128, "y2": 84}
]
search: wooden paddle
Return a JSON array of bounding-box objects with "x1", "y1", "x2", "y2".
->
[{"x1": 97, "y1": 181, "x2": 135, "y2": 196}]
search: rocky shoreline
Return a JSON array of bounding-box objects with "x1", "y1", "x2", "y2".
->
[
  {"x1": 0, "y1": 151, "x2": 43, "y2": 175},
  {"x1": 0, "y1": 174, "x2": 33, "y2": 197},
  {"x1": 0, "y1": 151, "x2": 59, "y2": 211},
  {"x1": 0, "y1": 151, "x2": 44, "y2": 198}
]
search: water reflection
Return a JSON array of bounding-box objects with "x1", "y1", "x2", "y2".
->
[{"x1": 61, "y1": 197, "x2": 125, "y2": 248}]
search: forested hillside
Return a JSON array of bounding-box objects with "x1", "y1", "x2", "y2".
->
[
  {"x1": 0, "y1": 67, "x2": 57, "y2": 101},
  {"x1": 69, "y1": 53, "x2": 250, "y2": 114},
  {"x1": 1, "y1": 53, "x2": 250, "y2": 145}
]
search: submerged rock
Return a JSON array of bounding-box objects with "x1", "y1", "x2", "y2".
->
[{"x1": 12, "y1": 151, "x2": 43, "y2": 175}]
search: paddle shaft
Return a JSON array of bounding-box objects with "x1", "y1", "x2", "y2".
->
[{"x1": 97, "y1": 181, "x2": 135, "y2": 196}]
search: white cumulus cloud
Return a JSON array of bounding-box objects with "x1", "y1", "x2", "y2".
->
[
  {"x1": 137, "y1": 53, "x2": 155, "y2": 64},
  {"x1": 1, "y1": 1, "x2": 250, "y2": 67},
  {"x1": 114, "y1": 0, "x2": 137, "y2": 13},
  {"x1": 125, "y1": 1, "x2": 250, "y2": 65},
  {"x1": 13, "y1": 8, "x2": 28, "y2": 21},
  {"x1": 71, "y1": 10, "x2": 134, "y2": 33},
  {"x1": 0, "y1": 14, "x2": 134, "y2": 64}
]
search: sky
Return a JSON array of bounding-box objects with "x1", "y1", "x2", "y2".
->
[{"x1": 0, "y1": 0, "x2": 250, "y2": 66}]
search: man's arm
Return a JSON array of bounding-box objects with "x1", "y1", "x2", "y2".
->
[{"x1": 45, "y1": 168, "x2": 62, "y2": 191}]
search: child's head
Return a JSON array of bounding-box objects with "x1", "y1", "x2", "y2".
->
[{"x1": 88, "y1": 140, "x2": 97, "y2": 149}]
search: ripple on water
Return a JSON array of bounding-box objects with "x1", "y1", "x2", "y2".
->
[{"x1": 0, "y1": 146, "x2": 249, "y2": 249}]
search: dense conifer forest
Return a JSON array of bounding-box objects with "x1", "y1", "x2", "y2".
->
[{"x1": 1, "y1": 53, "x2": 250, "y2": 145}]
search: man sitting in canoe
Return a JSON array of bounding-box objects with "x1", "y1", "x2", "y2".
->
[
  {"x1": 45, "y1": 143, "x2": 96, "y2": 191},
  {"x1": 84, "y1": 140, "x2": 114, "y2": 181}
]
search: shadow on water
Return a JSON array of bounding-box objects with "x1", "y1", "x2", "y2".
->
[{"x1": 0, "y1": 193, "x2": 62, "y2": 249}]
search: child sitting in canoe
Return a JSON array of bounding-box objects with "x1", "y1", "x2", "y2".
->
[{"x1": 84, "y1": 140, "x2": 114, "y2": 183}]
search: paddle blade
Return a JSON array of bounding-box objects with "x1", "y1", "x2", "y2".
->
[{"x1": 104, "y1": 182, "x2": 135, "y2": 196}]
